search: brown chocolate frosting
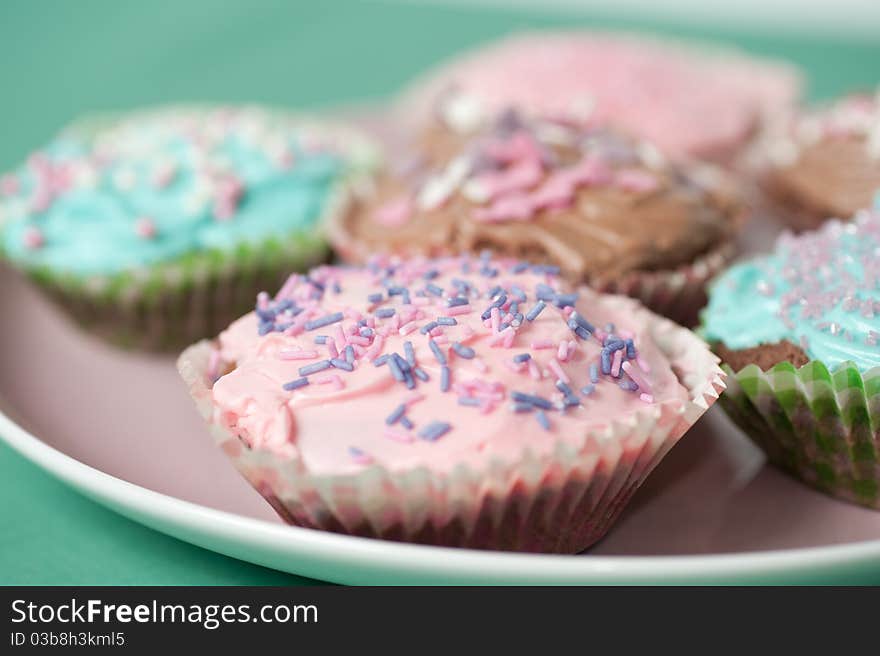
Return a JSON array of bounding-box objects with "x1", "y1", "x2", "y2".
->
[
  {"x1": 761, "y1": 94, "x2": 880, "y2": 230},
  {"x1": 338, "y1": 114, "x2": 739, "y2": 284}
]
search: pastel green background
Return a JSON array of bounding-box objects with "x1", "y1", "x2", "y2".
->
[{"x1": 0, "y1": 0, "x2": 877, "y2": 585}]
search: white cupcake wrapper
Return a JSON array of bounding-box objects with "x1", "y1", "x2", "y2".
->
[{"x1": 178, "y1": 294, "x2": 725, "y2": 552}]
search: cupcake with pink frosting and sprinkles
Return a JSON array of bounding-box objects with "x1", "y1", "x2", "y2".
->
[
  {"x1": 178, "y1": 253, "x2": 724, "y2": 552},
  {"x1": 397, "y1": 31, "x2": 802, "y2": 166},
  {"x1": 332, "y1": 108, "x2": 743, "y2": 326},
  {"x1": 0, "y1": 106, "x2": 377, "y2": 349},
  {"x1": 702, "y1": 207, "x2": 880, "y2": 509}
]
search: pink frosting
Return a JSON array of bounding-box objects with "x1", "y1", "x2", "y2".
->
[
  {"x1": 406, "y1": 32, "x2": 801, "y2": 159},
  {"x1": 212, "y1": 255, "x2": 691, "y2": 476}
]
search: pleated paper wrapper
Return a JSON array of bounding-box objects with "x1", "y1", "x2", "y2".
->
[
  {"x1": 178, "y1": 296, "x2": 725, "y2": 553},
  {"x1": 720, "y1": 359, "x2": 880, "y2": 509}
]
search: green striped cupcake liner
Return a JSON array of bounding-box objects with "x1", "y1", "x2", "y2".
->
[
  {"x1": 720, "y1": 359, "x2": 880, "y2": 509},
  {"x1": 18, "y1": 229, "x2": 330, "y2": 351}
]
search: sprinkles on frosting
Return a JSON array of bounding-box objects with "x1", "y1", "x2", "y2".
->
[
  {"x1": 371, "y1": 109, "x2": 673, "y2": 228},
  {"x1": 234, "y1": 254, "x2": 658, "y2": 465}
]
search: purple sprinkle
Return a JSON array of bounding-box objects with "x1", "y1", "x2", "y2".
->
[
  {"x1": 535, "y1": 410, "x2": 551, "y2": 431},
  {"x1": 385, "y1": 403, "x2": 406, "y2": 425},
  {"x1": 282, "y1": 377, "x2": 309, "y2": 391},
  {"x1": 404, "y1": 341, "x2": 416, "y2": 365},
  {"x1": 589, "y1": 363, "x2": 599, "y2": 383},
  {"x1": 600, "y1": 350, "x2": 612, "y2": 375},
  {"x1": 619, "y1": 379, "x2": 639, "y2": 392},
  {"x1": 423, "y1": 269, "x2": 439, "y2": 280},
  {"x1": 625, "y1": 339, "x2": 636, "y2": 359},
  {"x1": 556, "y1": 380, "x2": 575, "y2": 397},
  {"x1": 440, "y1": 366, "x2": 450, "y2": 392},
  {"x1": 447, "y1": 297, "x2": 469, "y2": 308},
  {"x1": 525, "y1": 301, "x2": 546, "y2": 321},
  {"x1": 375, "y1": 308, "x2": 396, "y2": 319},
  {"x1": 388, "y1": 356, "x2": 405, "y2": 382},
  {"x1": 400, "y1": 415, "x2": 414, "y2": 430},
  {"x1": 367, "y1": 293, "x2": 384, "y2": 303},
  {"x1": 513, "y1": 353, "x2": 531, "y2": 363},
  {"x1": 413, "y1": 367, "x2": 429, "y2": 382},
  {"x1": 436, "y1": 316, "x2": 457, "y2": 326},
  {"x1": 511, "y1": 391, "x2": 553, "y2": 409},
  {"x1": 392, "y1": 352, "x2": 411, "y2": 372},
  {"x1": 418, "y1": 421, "x2": 451, "y2": 441},
  {"x1": 299, "y1": 360, "x2": 332, "y2": 376},
  {"x1": 554, "y1": 292, "x2": 578, "y2": 308},
  {"x1": 451, "y1": 342, "x2": 475, "y2": 359},
  {"x1": 359, "y1": 326, "x2": 374, "y2": 338},
  {"x1": 458, "y1": 396, "x2": 481, "y2": 407},
  {"x1": 373, "y1": 354, "x2": 390, "y2": 367},
  {"x1": 536, "y1": 284, "x2": 556, "y2": 301},
  {"x1": 581, "y1": 384, "x2": 595, "y2": 396},
  {"x1": 426, "y1": 283, "x2": 444, "y2": 296},
  {"x1": 512, "y1": 402, "x2": 533, "y2": 413},
  {"x1": 420, "y1": 321, "x2": 439, "y2": 334},
  {"x1": 304, "y1": 312, "x2": 344, "y2": 331},
  {"x1": 512, "y1": 262, "x2": 529, "y2": 273},
  {"x1": 330, "y1": 358, "x2": 354, "y2": 372},
  {"x1": 429, "y1": 339, "x2": 447, "y2": 365},
  {"x1": 314, "y1": 335, "x2": 328, "y2": 344},
  {"x1": 344, "y1": 345, "x2": 355, "y2": 363}
]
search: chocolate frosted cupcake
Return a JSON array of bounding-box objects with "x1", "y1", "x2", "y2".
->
[
  {"x1": 0, "y1": 106, "x2": 377, "y2": 349},
  {"x1": 757, "y1": 91, "x2": 880, "y2": 231},
  {"x1": 179, "y1": 253, "x2": 724, "y2": 552},
  {"x1": 398, "y1": 31, "x2": 801, "y2": 165},
  {"x1": 702, "y1": 208, "x2": 880, "y2": 508},
  {"x1": 332, "y1": 111, "x2": 742, "y2": 326}
]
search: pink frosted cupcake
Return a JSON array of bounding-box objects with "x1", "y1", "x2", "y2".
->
[
  {"x1": 179, "y1": 254, "x2": 724, "y2": 553},
  {"x1": 398, "y1": 31, "x2": 801, "y2": 165}
]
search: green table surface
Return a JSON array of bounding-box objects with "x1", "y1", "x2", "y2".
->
[{"x1": 0, "y1": 0, "x2": 877, "y2": 585}]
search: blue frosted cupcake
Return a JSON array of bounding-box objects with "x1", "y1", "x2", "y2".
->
[
  {"x1": 0, "y1": 106, "x2": 377, "y2": 349},
  {"x1": 702, "y1": 208, "x2": 880, "y2": 508}
]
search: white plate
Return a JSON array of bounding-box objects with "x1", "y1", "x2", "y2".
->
[{"x1": 3, "y1": 269, "x2": 880, "y2": 584}]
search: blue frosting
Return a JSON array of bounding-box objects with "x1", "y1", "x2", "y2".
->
[
  {"x1": 702, "y1": 211, "x2": 880, "y2": 372},
  {"x1": 0, "y1": 108, "x2": 358, "y2": 276}
]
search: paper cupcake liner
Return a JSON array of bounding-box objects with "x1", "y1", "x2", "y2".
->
[
  {"x1": 719, "y1": 359, "x2": 880, "y2": 509},
  {"x1": 178, "y1": 297, "x2": 725, "y2": 553},
  {"x1": 20, "y1": 229, "x2": 330, "y2": 351},
  {"x1": 4, "y1": 106, "x2": 380, "y2": 351}
]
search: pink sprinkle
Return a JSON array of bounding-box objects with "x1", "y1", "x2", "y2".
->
[
  {"x1": 639, "y1": 393, "x2": 654, "y2": 404},
  {"x1": 364, "y1": 334, "x2": 385, "y2": 361},
  {"x1": 622, "y1": 361, "x2": 652, "y2": 393},
  {"x1": 22, "y1": 226, "x2": 44, "y2": 249},
  {"x1": 327, "y1": 341, "x2": 339, "y2": 359},
  {"x1": 279, "y1": 349, "x2": 318, "y2": 360},
  {"x1": 257, "y1": 291, "x2": 270, "y2": 309},
  {"x1": 334, "y1": 326, "x2": 347, "y2": 347},
  {"x1": 399, "y1": 321, "x2": 419, "y2": 336},
  {"x1": 490, "y1": 306, "x2": 501, "y2": 333},
  {"x1": 636, "y1": 356, "x2": 651, "y2": 374},
  {"x1": 562, "y1": 306, "x2": 574, "y2": 317},
  {"x1": 314, "y1": 374, "x2": 344, "y2": 390},
  {"x1": 615, "y1": 169, "x2": 660, "y2": 193},
  {"x1": 548, "y1": 359, "x2": 569, "y2": 384},
  {"x1": 531, "y1": 340, "x2": 554, "y2": 350},
  {"x1": 502, "y1": 329, "x2": 516, "y2": 348},
  {"x1": 557, "y1": 341, "x2": 569, "y2": 361},
  {"x1": 528, "y1": 359, "x2": 542, "y2": 380},
  {"x1": 429, "y1": 326, "x2": 444, "y2": 337},
  {"x1": 384, "y1": 428, "x2": 414, "y2": 443},
  {"x1": 460, "y1": 325, "x2": 476, "y2": 341},
  {"x1": 611, "y1": 350, "x2": 623, "y2": 378},
  {"x1": 505, "y1": 360, "x2": 527, "y2": 374},
  {"x1": 348, "y1": 335, "x2": 371, "y2": 347},
  {"x1": 373, "y1": 196, "x2": 413, "y2": 227},
  {"x1": 412, "y1": 296, "x2": 431, "y2": 306},
  {"x1": 447, "y1": 304, "x2": 472, "y2": 316},
  {"x1": 134, "y1": 217, "x2": 157, "y2": 239}
]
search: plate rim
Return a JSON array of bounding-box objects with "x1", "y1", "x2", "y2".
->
[{"x1": 3, "y1": 407, "x2": 880, "y2": 584}]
